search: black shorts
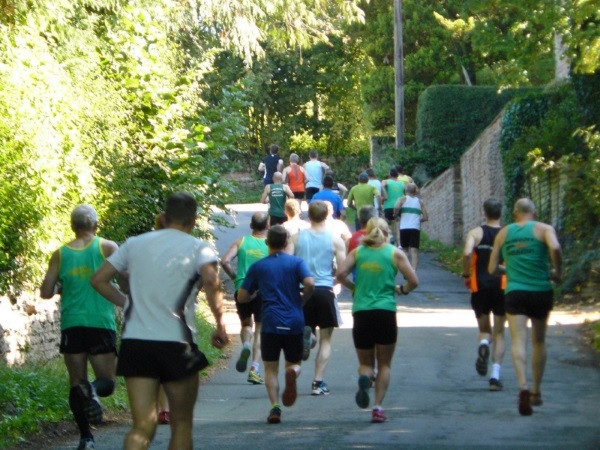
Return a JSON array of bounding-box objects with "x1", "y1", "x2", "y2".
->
[
  {"x1": 269, "y1": 215, "x2": 287, "y2": 227},
  {"x1": 306, "y1": 187, "x2": 320, "y2": 201},
  {"x1": 60, "y1": 327, "x2": 117, "y2": 355},
  {"x1": 303, "y1": 287, "x2": 338, "y2": 330},
  {"x1": 471, "y1": 289, "x2": 505, "y2": 318},
  {"x1": 352, "y1": 310, "x2": 398, "y2": 349},
  {"x1": 293, "y1": 191, "x2": 305, "y2": 200},
  {"x1": 261, "y1": 333, "x2": 303, "y2": 363},
  {"x1": 400, "y1": 228, "x2": 420, "y2": 249},
  {"x1": 234, "y1": 290, "x2": 262, "y2": 322},
  {"x1": 117, "y1": 339, "x2": 209, "y2": 382},
  {"x1": 383, "y1": 208, "x2": 396, "y2": 222},
  {"x1": 505, "y1": 290, "x2": 553, "y2": 320}
]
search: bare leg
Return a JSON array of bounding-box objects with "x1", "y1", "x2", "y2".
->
[
  {"x1": 163, "y1": 374, "x2": 199, "y2": 450},
  {"x1": 530, "y1": 317, "x2": 548, "y2": 394},
  {"x1": 264, "y1": 360, "x2": 280, "y2": 405},
  {"x1": 252, "y1": 322, "x2": 262, "y2": 366},
  {"x1": 409, "y1": 248, "x2": 419, "y2": 270},
  {"x1": 123, "y1": 377, "x2": 160, "y2": 450},
  {"x1": 491, "y1": 315, "x2": 506, "y2": 365},
  {"x1": 476, "y1": 314, "x2": 492, "y2": 343},
  {"x1": 507, "y1": 314, "x2": 529, "y2": 389},
  {"x1": 373, "y1": 343, "x2": 396, "y2": 406},
  {"x1": 355, "y1": 348, "x2": 376, "y2": 380},
  {"x1": 314, "y1": 327, "x2": 333, "y2": 381}
]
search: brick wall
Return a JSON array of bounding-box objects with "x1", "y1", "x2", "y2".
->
[
  {"x1": 420, "y1": 113, "x2": 504, "y2": 245},
  {"x1": 0, "y1": 294, "x2": 61, "y2": 366}
]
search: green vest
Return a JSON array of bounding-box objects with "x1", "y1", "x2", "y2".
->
[
  {"x1": 59, "y1": 237, "x2": 116, "y2": 330},
  {"x1": 502, "y1": 222, "x2": 552, "y2": 293},
  {"x1": 269, "y1": 184, "x2": 286, "y2": 218},
  {"x1": 383, "y1": 179, "x2": 405, "y2": 209},
  {"x1": 235, "y1": 235, "x2": 268, "y2": 290},
  {"x1": 353, "y1": 244, "x2": 398, "y2": 313}
]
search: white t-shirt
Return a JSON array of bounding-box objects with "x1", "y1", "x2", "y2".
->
[
  {"x1": 107, "y1": 229, "x2": 218, "y2": 343},
  {"x1": 368, "y1": 179, "x2": 382, "y2": 209}
]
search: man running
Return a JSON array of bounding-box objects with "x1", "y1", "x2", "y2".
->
[
  {"x1": 260, "y1": 172, "x2": 294, "y2": 226},
  {"x1": 258, "y1": 144, "x2": 284, "y2": 186},
  {"x1": 304, "y1": 149, "x2": 330, "y2": 201},
  {"x1": 488, "y1": 198, "x2": 562, "y2": 416},
  {"x1": 462, "y1": 198, "x2": 506, "y2": 391},
  {"x1": 394, "y1": 183, "x2": 428, "y2": 270},
  {"x1": 348, "y1": 172, "x2": 381, "y2": 230},
  {"x1": 221, "y1": 212, "x2": 269, "y2": 385}
]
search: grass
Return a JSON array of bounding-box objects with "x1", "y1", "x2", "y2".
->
[
  {"x1": 420, "y1": 233, "x2": 463, "y2": 275},
  {"x1": 225, "y1": 181, "x2": 264, "y2": 205},
  {"x1": 0, "y1": 301, "x2": 225, "y2": 449}
]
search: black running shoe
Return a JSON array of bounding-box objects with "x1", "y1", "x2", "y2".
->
[
  {"x1": 476, "y1": 344, "x2": 490, "y2": 376},
  {"x1": 489, "y1": 378, "x2": 503, "y2": 391},
  {"x1": 77, "y1": 380, "x2": 103, "y2": 425},
  {"x1": 267, "y1": 406, "x2": 281, "y2": 424}
]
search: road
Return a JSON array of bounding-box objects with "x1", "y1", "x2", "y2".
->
[{"x1": 52, "y1": 204, "x2": 600, "y2": 449}]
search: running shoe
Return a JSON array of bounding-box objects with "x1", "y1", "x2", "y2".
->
[
  {"x1": 158, "y1": 411, "x2": 170, "y2": 424},
  {"x1": 247, "y1": 369, "x2": 264, "y2": 385},
  {"x1": 77, "y1": 380, "x2": 103, "y2": 425},
  {"x1": 475, "y1": 344, "x2": 490, "y2": 376},
  {"x1": 311, "y1": 380, "x2": 330, "y2": 396},
  {"x1": 236, "y1": 347, "x2": 251, "y2": 373},
  {"x1": 489, "y1": 378, "x2": 503, "y2": 391},
  {"x1": 371, "y1": 408, "x2": 387, "y2": 423},
  {"x1": 267, "y1": 406, "x2": 281, "y2": 424},
  {"x1": 518, "y1": 389, "x2": 533, "y2": 416},
  {"x1": 77, "y1": 437, "x2": 95, "y2": 450},
  {"x1": 355, "y1": 375, "x2": 371, "y2": 409},
  {"x1": 530, "y1": 392, "x2": 543, "y2": 406},
  {"x1": 302, "y1": 326, "x2": 313, "y2": 361},
  {"x1": 282, "y1": 368, "x2": 298, "y2": 407}
]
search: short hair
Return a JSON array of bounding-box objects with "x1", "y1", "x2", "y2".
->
[
  {"x1": 358, "y1": 205, "x2": 377, "y2": 227},
  {"x1": 358, "y1": 172, "x2": 369, "y2": 182},
  {"x1": 366, "y1": 168, "x2": 375, "y2": 178},
  {"x1": 284, "y1": 198, "x2": 301, "y2": 217},
  {"x1": 483, "y1": 198, "x2": 502, "y2": 220},
  {"x1": 272, "y1": 171, "x2": 283, "y2": 182},
  {"x1": 362, "y1": 217, "x2": 390, "y2": 247},
  {"x1": 405, "y1": 183, "x2": 418, "y2": 195},
  {"x1": 389, "y1": 167, "x2": 399, "y2": 178},
  {"x1": 71, "y1": 204, "x2": 98, "y2": 231},
  {"x1": 266, "y1": 225, "x2": 288, "y2": 250},
  {"x1": 290, "y1": 153, "x2": 300, "y2": 163},
  {"x1": 309, "y1": 149, "x2": 318, "y2": 159},
  {"x1": 308, "y1": 200, "x2": 328, "y2": 223},
  {"x1": 514, "y1": 198, "x2": 536, "y2": 214},
  {"x1": 270, "y1": 144, "x2": 280, "y2": 155},
  {"x1": 395, "y1": 165, "x2": 404, "y2": 174},
  {"x1": 165, "y1": 192, "x2": 197, "y2": 226},
  {"x1": 323, "y1": 175, "x2": 334, "y2": 189},
  {"x1": 250, "y1": 212, "x2": 269, "y2": 231}
]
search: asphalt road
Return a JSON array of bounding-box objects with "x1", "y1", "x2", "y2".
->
[{"x1": 52, "y1": 204, "x2": 600, "y2": 449}]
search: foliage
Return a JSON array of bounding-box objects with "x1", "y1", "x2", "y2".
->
[
  {"x1": 420, "y1": 234, "x2": 463, "y2": 276},
  {"x1": 416, "y1": 85, "x2": 538, "y2": 178},
  {"x1": 499, "y1": 78, "x2": 600, "y2": 297}
]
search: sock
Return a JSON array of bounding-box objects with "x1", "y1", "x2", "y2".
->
[
  {"x1": 93, "y1": 377, "x2": 115, "y2": 397},
  {"x1": 480, "y1": 339, "x2": 490, "y2": 347},
  {"x1": 69, "y1": 386, "x2": 92, "y2": 439},
  {"x1": 272, "y1": 403, "x2": 281, "y2": 409},
  {"x1": 373, "y1": 405, "x2": 382, "y2": 411},
  {"x1": 491, "y1": 363, "x2": 501, "y2": 380},
  {"x1": 251, "y1": 362, "x2": 260, "y2": 372},
  {"x1": 243, "y1": 342, "x2": 251, "y2": 350}
]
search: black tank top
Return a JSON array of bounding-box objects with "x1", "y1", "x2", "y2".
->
[{"x1": 474, "y1": 225, "x2": 502, "y2": 290}]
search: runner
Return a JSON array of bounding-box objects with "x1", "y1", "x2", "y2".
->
[
  {"x1": 304, "y1": 149, "x2": 330, "y2": 201},
  {"x1": 382, "y1": 167, "x2": 405, "y2": 246},
  {"x1": 394, "y1": 183, "x2": 428, "y2": 270},
  {"x1": 282, "y1": 153, "x2": 307, "y2": 212},
  {"x1": 258, "y1": 144, "x2": 284, "y2": 186},
  {"x1": 260, "y1": 172, "x2": 294, "y2": 226}
]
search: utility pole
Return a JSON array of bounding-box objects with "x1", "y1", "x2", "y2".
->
[{"x1": 394, "y1": 0, "x2": 404, "y2": 149}]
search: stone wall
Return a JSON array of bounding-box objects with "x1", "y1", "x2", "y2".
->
[{"x1": 0, "y1": 294, "x2": 61, "y2": 366}]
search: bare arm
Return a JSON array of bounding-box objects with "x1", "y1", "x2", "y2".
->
[
  {"x1": 539, "y1": 223, "x2": 563, "y2": 282},
  {"x1": 302, "y1": 276, "x2": 315, "y2": 305},
  {"x1": 337, "y1": 183, "x2": 348, "y2": 199},
  {"x1": 258, "y1": 161, "x2": 265, "y2": 172},
  {"x1": 380, "y1": 180, "x2": 388, "y2": 201},
  {"x1": 200, "y1": 262, "x2": 229, "y2": 348},
  {"x1": 393, "y1": 197, "x2": 406, "y2": 219},
  {"x1": 40, "y1": 250, "x2": 60, "y2": 299},
  {"x1": 237, "y1": 288, "x2": 252, "y2": 303},
  {"x1": 260, "y1": 185, "x2": 270, "y2": 203},
  {"x1": 333, "y1": 236, "x2": 347, "y2": 268},
  {"x1": 90, "y1": 262, "x2": 128, "y2": 308},
  {"x1": 277, "y1": 159, "x2": 284, "y2": 172},
  {"x1": 462, "y1": 227, "x2": 481, "y2": 287},
  {"x1": 488, "y1": 227, "x2": 508, "y2": 275},
  {"x1": 283, "y1": 185, "x2": 294, "y2": 199},
  {"x1": 394, "y1": 248, "x2": 419, "y2": 293},
  {"x1": 282, "y1": 167, "x2": 290, "y2": 184},
  {"x1": 220, "y1": 238, "x2": 241, "y2": 282},
  {"x1": 336, "y1": 249, "x2": 357, "y2": 291},
  {"x1": 420, "y1": 199, "x2": 428, "y2": 222}
]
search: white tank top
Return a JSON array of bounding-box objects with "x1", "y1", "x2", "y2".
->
[{"x1": 399, "y1": 196, "x2": 423, "y2": 230}]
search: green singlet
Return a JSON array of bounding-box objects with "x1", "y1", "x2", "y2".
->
[
  {"x1": 235, "y1": 235, "x2": 268, "y2": 290},
  {"x1": 353, "y1": 244, "x2": 397, "y2": 313}
]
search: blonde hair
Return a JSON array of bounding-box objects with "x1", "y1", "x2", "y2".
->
[
  {"x1": 284, "y1": 198, "x2": 301, "y2": 216},
  {"x1": 362, "y1": 217, "x2": 390, "y2": 247}
]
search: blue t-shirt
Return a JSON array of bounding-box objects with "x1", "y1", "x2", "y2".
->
[
  {"x1": 242, "y1": 252, "x2": 313, "y2": 334},
  {"x1": 310, "y1": 189, "x2": 345, "y2": 219}
]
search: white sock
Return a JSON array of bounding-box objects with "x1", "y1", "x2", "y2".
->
[
  {"x1": 243, "y1": 342, "x2": 251, "y2": 350},
  {"x1": 491, "y1": 363, "x2": 501, "y2": 380},
  {"x1": 479, "y1": 339, "x2": 490, "y2": 347},
  {"x1": 373, "y1": 405, "x2": 382, "y2": 411},
  {"x1": 251, "y1": 362, "x2": 260, "y2": 372}
]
